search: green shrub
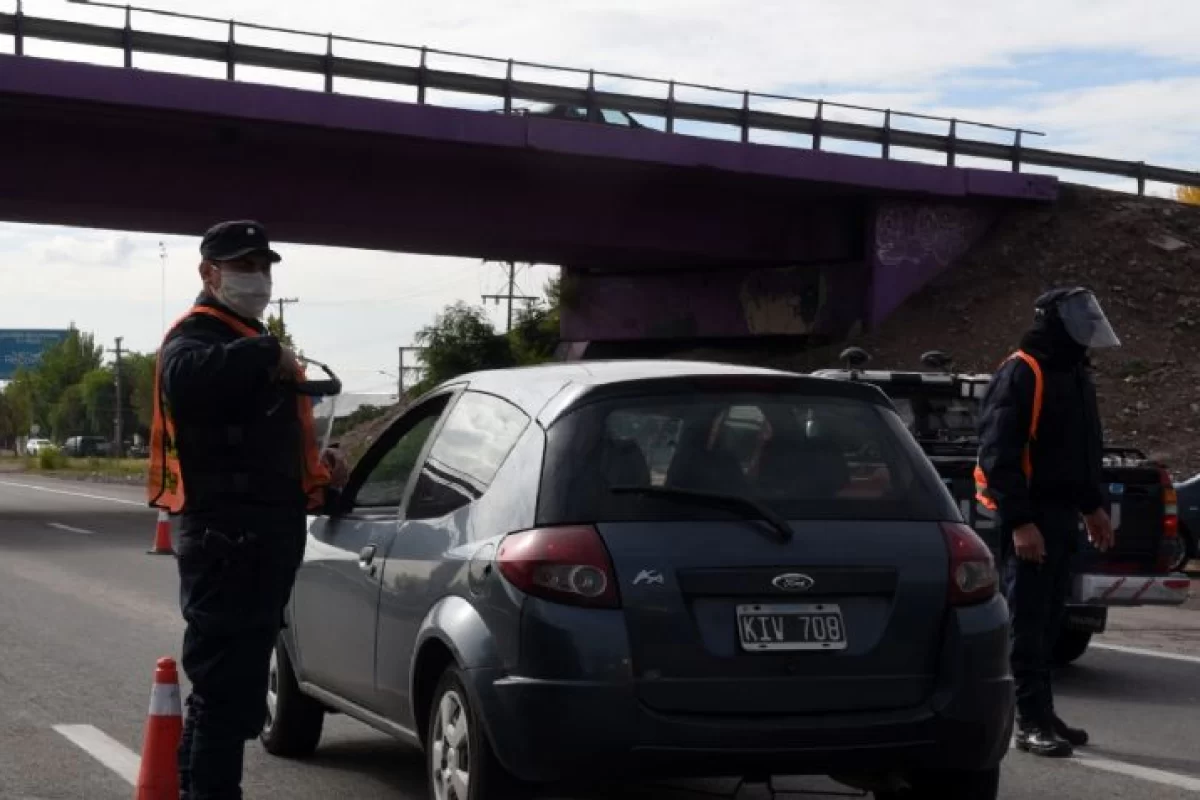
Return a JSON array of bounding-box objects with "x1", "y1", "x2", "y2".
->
[{"x1": 38, "y1": 446, "x2": 67, "y2": 470}]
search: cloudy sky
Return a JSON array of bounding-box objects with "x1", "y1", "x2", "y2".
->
[{"x1": 3, "y1": 0, "x2": 1199, "y2": 393}]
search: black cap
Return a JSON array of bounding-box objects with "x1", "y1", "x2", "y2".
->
[{"x1": 199, "y1": 220, "x2": 282, "y2": 263}]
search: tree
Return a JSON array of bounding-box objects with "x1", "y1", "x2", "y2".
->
[
  {"x1": 0, "y1": 392, "x2": 16, "y2": 450},
  {"x1": 410, "y1": 302, "x2": 514, "y2": 395},
  {"x1": 17, "y1": 327, "x2": 104, "y2": 432},
  {"x1": 126, "y1": 352, "x2": 158, "y2": 433},
  {"x1": 1179, "y1": 185, "x2": 1200, "y2": 205},
  {"x1": 50, "y1": 384, "x2": 89, "y2": 441},
  {"x1": 266, "y1": 312, "x2": 296, "y2": 349},
  {"x1": 79, "y1": 368, "x2": 115, "y2": 436}
]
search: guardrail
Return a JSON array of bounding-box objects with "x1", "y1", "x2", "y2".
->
[{"x1": 3, "y1": 0, "x2": 1198, "y2": 195}]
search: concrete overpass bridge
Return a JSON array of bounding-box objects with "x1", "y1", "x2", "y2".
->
[{"x1": 2, "y1": 2, "x2": 1197, "y2": 353}]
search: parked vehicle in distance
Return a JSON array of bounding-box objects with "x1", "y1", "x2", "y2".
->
[
  {"x1": 62, "y1": 435, "x2": 111, "y2": 457},
  {"x1": 264, "y1": 360, "x2": 1013, "y2": 800},
  {"x1": 24, "y1": 437, "x2": 53, "y2": 456},
  {"x1": 813, "y1": 347, "x2": 1191, "y2": 666},
  {"x1": 1170, "y1": 473, "x2": 1200, "y2": 572}
]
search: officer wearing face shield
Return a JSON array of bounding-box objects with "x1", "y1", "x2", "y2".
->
[
  {"x1": 974, "y1": 287, "x2": 1119, "y2": 758},
  {"x1": 147, "y1": 220, "x2": 348, "y2": 799}
]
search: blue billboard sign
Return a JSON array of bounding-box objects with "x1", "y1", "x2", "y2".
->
[{"x1": 0, "y1": 329, "x2": 71, "y2": 380}]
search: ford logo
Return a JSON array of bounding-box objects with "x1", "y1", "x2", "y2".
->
[{"x1": 771, "y1": 573, "x2": 815, "y2": 592}]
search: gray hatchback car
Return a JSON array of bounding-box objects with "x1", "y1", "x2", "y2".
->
[{"x1": 261, "y1": 360, "x2": 1013, "y2": 799}]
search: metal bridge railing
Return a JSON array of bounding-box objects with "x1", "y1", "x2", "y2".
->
[{"x1": 3, "y1": 0, "x2": 1198, "y2": 194}]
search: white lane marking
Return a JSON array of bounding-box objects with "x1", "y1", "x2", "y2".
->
[
  {"x1": 53, "y1": 724, "x2": 140, "y2": 786},
  {"x1": 1092, "y1": 642, "x2": 1200, "y2": 665},
  {"x1": 46, "y1": 522, "x2": 95, "y2": 535},
  {"x1": 1074, "y1": 753, "x2": 1200, "y2": 792},
  {"x1": 0, "y1": 480, "x2": 145, "y2": 508}
]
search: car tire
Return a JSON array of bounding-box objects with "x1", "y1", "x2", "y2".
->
[
  {"x1": 260, "y1": 638, "x2": 325, "y2": 758},
  {"x1": 876, "y1": 765, "x2": 1000, "y2": 800},
  {"x1": 1051, "y1": 627, "x2": 1093, "y2": 667},
  {"x1": 426, "y1": 665, "x2": 531, "y2": 800}
]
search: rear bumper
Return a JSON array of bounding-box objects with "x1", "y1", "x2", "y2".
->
[
  {"x1": 1071, "y1": 573, "x2": 1191, "y2": 606},
  {"x1": 471, "y1": 672, "x2": 1012, "y2": 785}
]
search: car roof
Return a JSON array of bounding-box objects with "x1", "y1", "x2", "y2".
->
[
  {"x1": 434, "y1": 359, "x2": 893, "y2": 426},
  {"x1": 812, "y1": 368, "x2": 995, "y2": 398}
]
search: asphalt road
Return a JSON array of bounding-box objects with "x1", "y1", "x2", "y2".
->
[{"x1": 1, "y1": 474, "x2": 1198, "y2": 800}]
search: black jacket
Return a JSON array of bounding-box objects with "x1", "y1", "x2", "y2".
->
[
  {"x1": 975, "y1": 321, "x2": 1105, "y2": 530},
  {"x1": 160, "y1": 293, "x2": 309, "y2": 532}
]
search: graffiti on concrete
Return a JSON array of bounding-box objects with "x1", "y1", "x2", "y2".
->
[
  {"x1": 869, "y1": 201, "x2": 997, "y2": 327},
  {"x1": 739, "y1": 266, "x2": 827, "y2": 335},
  {"x1": 875, "y1": 202, "x2": 992, "y2": 269}
]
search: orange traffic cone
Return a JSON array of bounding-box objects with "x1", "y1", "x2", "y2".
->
[
  {"x1": 147, "y1": 510, "x2": 174, "y2": 556},
  {"x1": 134, "y1": 657, "x2": 182, "y2": 800}
]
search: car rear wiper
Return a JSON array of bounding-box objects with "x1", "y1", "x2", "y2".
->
[{"x1": 608, "y1": 485, "x2": 794, "y2": 543}]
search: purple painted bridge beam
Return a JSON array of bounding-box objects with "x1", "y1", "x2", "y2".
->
[{"x1": 0, "y1": 53, "x2": 1056, "y2": 266}]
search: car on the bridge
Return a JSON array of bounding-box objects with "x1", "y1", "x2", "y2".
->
[
  {"x1": 497, "y1": 101, "x2": 649, "y2": 129},
  {"x1": 262, "y1": 360, "x2": 1013, "y2": 800},
  {"x1": 812, "y1": 348, "x2": 1191, "y2": 666}
]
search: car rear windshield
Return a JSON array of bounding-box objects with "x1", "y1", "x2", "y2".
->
[{"x1": 537, "y1": 390, "x2": 959, "y2": 524}]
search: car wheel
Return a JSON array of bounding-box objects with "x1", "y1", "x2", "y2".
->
[
  {"x1": 426, "y1": 665, "x2": 530, "y2": 800},
  {"x1": 876, "y1": 766, "x2": 999, "y2": 800},
  {"x1": 260, "y1": 638, "x2": 325, "y2": 758},
  {"x1": 1051, "y1": 628, "x2": 1093, "y2": 667}
]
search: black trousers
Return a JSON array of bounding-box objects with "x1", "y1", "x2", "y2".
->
[
  {"x1": 176, "y1": 524, "x2": 303, "y2": 800},
  {"x1": 1000, "y1": 503, "x2": 1079, "y2": 726}
]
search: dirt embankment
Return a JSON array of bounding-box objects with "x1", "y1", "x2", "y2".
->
[{"x1": 679, "y1": 184, "x2": 1200, "y2": 476}]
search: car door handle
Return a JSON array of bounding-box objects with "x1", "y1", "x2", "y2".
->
[{"x1": 358, "y1": 545, "x2": 377, "y2": 568}]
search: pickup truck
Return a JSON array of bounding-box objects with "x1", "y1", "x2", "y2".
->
[{"x1": 813, "y1": 348, "x2": 1191, "y2": 665}]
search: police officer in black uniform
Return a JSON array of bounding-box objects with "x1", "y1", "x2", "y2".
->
[
  {"x1": 158, "y1": 221, "x2": 347, "y2": 799},
  {"x1": 976, "y1": 287, "x2": 1119, "y2": 758}
]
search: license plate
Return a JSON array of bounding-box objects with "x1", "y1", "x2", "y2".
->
[{"x1": 736, "y1": 603, "x2": 848, "y2": 652}]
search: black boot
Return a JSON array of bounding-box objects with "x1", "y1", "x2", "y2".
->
[
  {"x1": 1053, "y1": 715, "x2": 1089, "y2": 747},
  {"x1": 1015, "y1": 722, "x2": 1074, "y2": 758}
]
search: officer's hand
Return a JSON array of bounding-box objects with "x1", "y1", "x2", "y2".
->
[
  {"x1": 322, "y1": 447, "x2": 349, "y2": 488},
  {"x1": 1013, "y1": 523, "x2": 1045, "y2": 564},
  {"x1": 1084, "y1": 508, "x2": 1115, "y2": 552},
  {"x1": 277, "y1": 346, "x2": 300, "y2": 379}
]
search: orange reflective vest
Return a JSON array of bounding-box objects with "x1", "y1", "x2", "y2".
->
[
  {"x1": 146, "y1": 305, "x2": 332, "y2": 514},
  {"x1": 973, "y1": 350, "x2": 1044, "y2": 511}
]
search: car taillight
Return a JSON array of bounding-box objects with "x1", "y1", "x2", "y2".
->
[
  {"x1": 496, "y1": 525, "x2": 620, "y2": 609},
  {"x1": 1158, "y1": 468, "x2": 1180, "y2": 573},
  {"x1": 941, "y1": 522, "x2": 998, "y2": 606}
]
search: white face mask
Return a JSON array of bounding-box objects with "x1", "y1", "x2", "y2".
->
[{"x1": 215, "y1": 269, "x2": 272, "y2": 319}]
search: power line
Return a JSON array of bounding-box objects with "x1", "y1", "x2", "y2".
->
[{"x1": 397, "y1": 346, "x2": 425, "y2": 397}]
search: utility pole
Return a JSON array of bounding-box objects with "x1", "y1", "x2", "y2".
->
[
  {"x1": 109, "y1": 337, "x2": 125, "y2": 459},
  {"x1": 482, "y1": 261, "x2": 536, "y2": 332},
  {"x1": 159, "y1": 242, "x2": 167, "y2": 335},
  {"x1": 275, "y1": 297, "x2": 299, "y2": 336},
  {"x1": 398, "y1": 346, "x2": 424, "y2": 397}
]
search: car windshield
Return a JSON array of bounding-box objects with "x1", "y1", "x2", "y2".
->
[{"x1": 537, "y1": 390, "x2": 956, "y2": 523}]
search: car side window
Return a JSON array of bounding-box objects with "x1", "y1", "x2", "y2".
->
[
  {"x1": 353, "y1": 402, "x2": 447, "y2": 509},
  {"x1": 405, "y1": 391, "x2": 530, "y2": 520}
]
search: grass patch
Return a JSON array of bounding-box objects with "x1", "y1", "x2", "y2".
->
[{"x1": 2, "y1": 453, "x2": 147, "y2": 479}]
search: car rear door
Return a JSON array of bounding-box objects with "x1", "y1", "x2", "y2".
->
[{"x1": 537, "y1": 386, "x2": 961, "y2": 716}]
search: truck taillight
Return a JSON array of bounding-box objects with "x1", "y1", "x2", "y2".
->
[
  {"x1": 1158, "y1": 468, "x2": 1179, "y2": 573},
  {"x1": 941, "y1": 522, "x2": 998, "y2": 606},
  {"x1": 497, "y1": 525, "x2": 621, "y2": 609}
]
